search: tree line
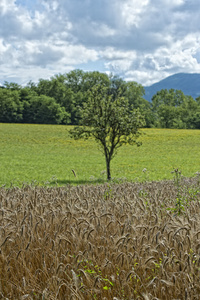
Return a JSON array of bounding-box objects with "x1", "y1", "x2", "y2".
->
[{"x1": 1, "y1": 69, "x2": 200, "y2": 129}]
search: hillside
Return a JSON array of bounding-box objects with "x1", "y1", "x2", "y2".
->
[{"x1": 144, "y1": 73, "x2": 200, "y2": 101}]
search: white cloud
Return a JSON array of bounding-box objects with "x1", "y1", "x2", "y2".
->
[
  {"x1": 0, "y1": 0, "x2": 200, "y2": 86},
  {"x1": 100, "y1": 48, "x2": 137, "y2": 61},
  {"x1": 92, "y1": 24, "x2": 117, "y2": 38},
  {"x1": 120, "y1": 0, "x2": 149, "y2": 28},
  {"x1": 0, "y1": 0, "x2": 16, "y2": 14},
  {"x1": 162, "y1": 0, "x2": 185, "y2": 7},
  {"x1": 125, "y1": 69, "x2": 169, "y2": 86}
]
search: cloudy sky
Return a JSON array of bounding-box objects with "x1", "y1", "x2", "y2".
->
[{"x1": 0, "y1": 0, "x2": 200, "y2": 86}]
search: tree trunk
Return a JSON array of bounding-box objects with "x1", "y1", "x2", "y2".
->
[{"x1": 106, "y1": 157, "x2": 111, "y2": 181}]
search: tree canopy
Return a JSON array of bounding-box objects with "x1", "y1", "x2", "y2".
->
[
  {"x1": 1, "y1": 70, "x2": 200, "y2": 129},
  {"x1": 70, "y1": 84, "x2": 144, "y2": 180},
  {"x1": 151, "y1": 89, "x2": 200, "y2": 129}
]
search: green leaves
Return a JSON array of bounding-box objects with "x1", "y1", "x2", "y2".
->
[
  {"x1": 70, "y1": 84, "x2": 144, "y2": 180},
  {"x1": 0, "y1": 88, "x2": 23, "y2": 123},
  {"x1": 151, "y1": 89, "x2": 200, "y2": 129},
  {"x1": 23, "y1": 95, "x2": 69, "y2": 124}
]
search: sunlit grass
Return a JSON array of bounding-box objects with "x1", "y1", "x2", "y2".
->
[{"x1": 1, "y1": 123, "x2": 200, "y2": 186}]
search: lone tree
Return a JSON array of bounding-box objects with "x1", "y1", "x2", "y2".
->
[{"x1": 70, "y1": 84, "x2": 144, "y2": 181}]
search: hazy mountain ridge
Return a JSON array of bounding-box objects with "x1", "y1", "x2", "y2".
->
[{"x1": 144, "y1": 73, "x2": 200, "y2": 101}]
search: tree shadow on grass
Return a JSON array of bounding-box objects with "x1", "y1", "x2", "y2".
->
[{"x1": 50, "y1": 178, "x2": 107, "y2": 186}]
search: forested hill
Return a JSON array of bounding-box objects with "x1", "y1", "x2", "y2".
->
[{"x1": 144, "y1": 73, "x2": 200, "y2": 101}]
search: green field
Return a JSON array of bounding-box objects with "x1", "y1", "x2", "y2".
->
[{"x1": 1, "y1": 123, "x2": 200, "y2": 186}]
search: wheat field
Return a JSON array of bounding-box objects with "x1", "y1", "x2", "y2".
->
[{"x1": 1, "y1": 176, "x2": 200, "y2": 299}]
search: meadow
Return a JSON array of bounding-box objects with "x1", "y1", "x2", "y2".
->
[{"x1": 0, "y1": 123, "x2": 200, "y2": 186}]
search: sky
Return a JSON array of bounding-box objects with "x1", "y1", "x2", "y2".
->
[{"x1": 0, "y1": 0, "x2": 200, "y2": 86}]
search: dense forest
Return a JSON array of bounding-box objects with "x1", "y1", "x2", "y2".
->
[{"x1": 1, "y1": 69, "x2": 200, "y2": 129}]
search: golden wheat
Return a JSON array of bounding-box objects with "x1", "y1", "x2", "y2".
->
[{"x1": 0, "y1": 178, "x2": 200, "y2": 299}]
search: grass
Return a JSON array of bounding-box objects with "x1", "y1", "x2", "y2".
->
[{"x1": 1, "y1": 123, "x2": 200, "y2": 186}]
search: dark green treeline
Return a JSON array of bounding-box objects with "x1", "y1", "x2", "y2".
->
[{"x1": 1, "y1": 69, "x2": 200, "y2": 129}]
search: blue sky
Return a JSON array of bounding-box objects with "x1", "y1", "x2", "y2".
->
[{"x1": 0, "y1": 0, "x2": 200, "y2": 86}]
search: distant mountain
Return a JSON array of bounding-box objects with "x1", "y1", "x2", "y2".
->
[{"x1": 144, "y1": 73, "x2": 200, "y2": 101}]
